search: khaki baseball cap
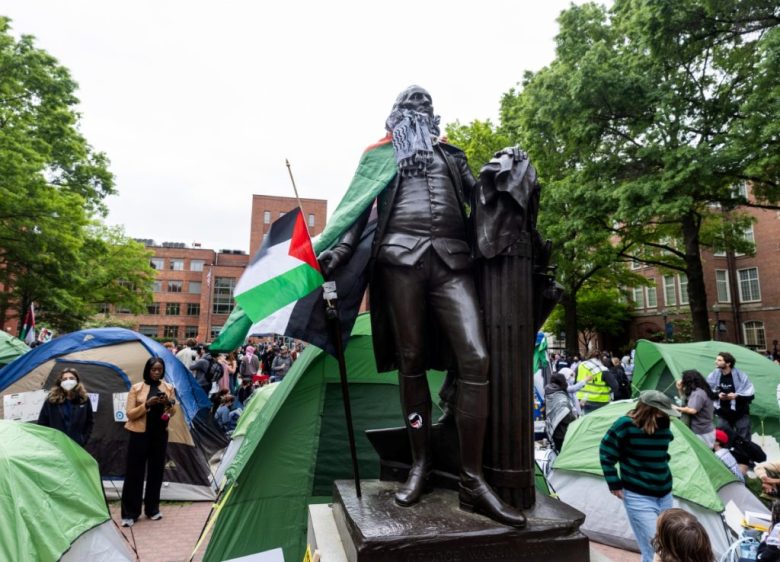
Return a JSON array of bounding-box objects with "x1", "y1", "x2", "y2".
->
[{"x1": 638, "y1": 390, "x2": 681, "y2": 418}]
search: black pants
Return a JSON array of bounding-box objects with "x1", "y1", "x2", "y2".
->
[{"x1": 121, "y1": 429, "x2": 168, "y2": 519}]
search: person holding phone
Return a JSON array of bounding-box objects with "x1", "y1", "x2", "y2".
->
[{"x1": 120, "y1": 357, "x2": 177, "y2": 527}]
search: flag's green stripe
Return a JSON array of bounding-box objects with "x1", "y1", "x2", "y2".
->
[
  {"x1": 235, "y1": 264, "x2": 323, "y2": 322},
  {"x1": 210, "y1": 306, "x2": 253, "y2": 350},
  {"x1": 313, "y1": 142, "x2": 395, "y2": 253}
]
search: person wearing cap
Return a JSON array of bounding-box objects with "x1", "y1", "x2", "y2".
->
[
  {"x1": 599, "y1": 390, "x2": 680, "y2": 562},
  {"x1": 713, "y1": 429, "x2": 744, "y2": 481},
  {"x1": 270, "y1": 345, "x2": 293, "y2": 382}
]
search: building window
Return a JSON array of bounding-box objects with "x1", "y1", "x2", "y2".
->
[
  {"x1": 210, "y1": 325, "x2": 223, "y2": 340},
  {"x1": 632, "y1": 287, "x2": 645, "y2": 309},
  {"x1": 738, "y1": 267, "x2": 761, "y2": 302},
  {"x1": 150, "y1": 258, "x2": 164, "y2": 270},
  {"x1": 743, "y1": 321, "x2": 766, "y2": 350},
  {"x1": 263, "y1": 211, "x2": 271, "y2": 224},
  {"x1": 631, "y1": 260, "x2": 642, "y2": 270},
  {"x1": 715, "y1": 270, "x2": 731, "y2": 303},
  {"x1": 187, "y1": 303, "x2": 200, "y2": 316},
  {"x1": 678, "y1": 274, "x2": 689, "y2": 305},
  {"x1": 139, "y1": 325, "x2": 158, "y2": 338},
  {"x1": 189, "y1": 281, "x2": 202, "y2": 294},
  {"x1": 166, "y1": 303, "x2": 181, "y2": 316},
  {"x1": 151, "y1": 281, "x2": 162, "y2": 293},
  {"x1": 97, "y1": 302, "x2": 110, "y2": 314},
  {"x1": 732, "y1": 182, "x2": 749, "y2": 200},
  {"x1": 185, "y1": 326, "x2": 198, "y2": 339},
  {"x1": 163, "y1": 325, "x2": 179, "y2": 339},
  {"x1": 147, "y1": 302, "x2": 160, "y2": 315},
  {"x1": 663, "y1": 276, "x2": 676, "y2": 306},
  {"x1": 190, "y1": 259, "x2": 205, "y2": 272},
  {"x1": 167, "y1": 280, "x2": 183, "y2": 293},
  {"x1": 646, "y1": 281, "x2": 657, "y2": 309},
  {"x1": 212, "y1": 277, "x2": 237, "y2": 314},
  {"x1": 169, "y1": 259, "x2": 184, "y2": 271},
  {"x1": 116, "y1": 306, "x2": 131, "y2": 314},
  {"x1": 308, "y1": 213, "x2": 315, "y2": 228}
]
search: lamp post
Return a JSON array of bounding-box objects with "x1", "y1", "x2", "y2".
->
[{"x1": 712, "y1": 304, "x2": 720, "y2": 341}]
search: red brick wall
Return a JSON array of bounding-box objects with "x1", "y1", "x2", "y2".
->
[{"x1": 249, "y1": 195, "x2": 327, "y2": 257}]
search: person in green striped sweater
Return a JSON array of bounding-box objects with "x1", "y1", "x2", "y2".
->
[{"x1": 599, "y1": 390, "x2": 680, "y2": 562}]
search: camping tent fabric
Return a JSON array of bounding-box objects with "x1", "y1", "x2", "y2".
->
[
  {"x1": 0, "y1": 420, "x2": 133, "y2": 562},
  {"x1": 631, "y1": 340, "x2": 780, "y2": 440},
  {"x1": 549, "y1": 400, "x2": 767, "y2": 558},
  {"x1": 0, "y1": 330, "x2": 29, "y2": 366},
  {"x1": 0, "y1": 328, "x2": 222, "y2": 501}
]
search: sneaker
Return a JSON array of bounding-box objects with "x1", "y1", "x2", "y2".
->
[
  {"x1": 121, "y1": 518, "x2": 134, "y2": 527},
  {"x1": 149, "y1": 512, "x2": 163, "y2": 521}
]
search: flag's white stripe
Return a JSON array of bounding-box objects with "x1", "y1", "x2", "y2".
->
[
  {"x1": 234, "y1": 242, "x2": 305, "y2": 297},
  {"x1": 247, "y1": 301, "x2": 295, "y2": 336}
]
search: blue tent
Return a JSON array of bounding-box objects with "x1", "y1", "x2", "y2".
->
[{"x1": 0, "y1": 328, "x2": 225, "y2": 501}]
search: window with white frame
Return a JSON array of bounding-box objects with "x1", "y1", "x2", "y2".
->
[
  {"x1": 169, "y1": 259, "x2": 184, "y2": 271},
  {"x1": 263, "y1": 211, "x2": 271, "y2": 224},
  {"x1": 731, "y1": 182, "x2": 748, "y2": 200},
  {"x1": 190, "y1": 259, "x2": 205, "y2": 272},
  {"x1": 663, "y1": 275, "x2": 676, "y2": 306},
  {"x1": 308, "y1": 213, "x2": 315, "y2": 228},
  {"x1": 678, "y1": 274, "x2": 689, "y2": 305},
  {"x1": 715, "y1": 270, "x2": 731, "y2": 303},
  {"x1": 632, "y1": 287, "x2": 645, "y2": 309},
  {"x1": 735, "y1": 224, "x2": 755, "y2": 257},
  {"x1": 631, "y1": 260, "x2": 642, "y2": 270},
  {"x1": 646, "y1": 281, "x2": 657, "y2": 308},
  {"x1": 743, "y1": 321, "x2": 766, "y2": 349},
  {"x1": 189, "y1": 281, "x2": 201, "y2": 294},
  {"x1": 151, "y1": 281, "x2": 162, "y2": 293},
  {"x1": 150, "y1": 258, "x2": 164, "y2": 270},
  {"x1": 738, "y1": 268, "x2": 761, "y2": 302}
]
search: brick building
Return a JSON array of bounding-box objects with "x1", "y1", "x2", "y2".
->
[
  {"x1": 629, "y1": 184, "x2": 780, "y2": 355},
  {"x1": 110, "y1": 194, "x2": 328, "y2": 344}
]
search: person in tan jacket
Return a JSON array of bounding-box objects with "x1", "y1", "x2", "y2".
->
[{"x1": 120, "y1": 357, "x2": 177, "y2": 527}]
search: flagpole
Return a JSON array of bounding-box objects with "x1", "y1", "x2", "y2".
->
[{"x1": 285, "y1": 159, "x2": 362, "y2": 497}]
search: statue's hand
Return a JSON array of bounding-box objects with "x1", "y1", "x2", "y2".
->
[{"x1": 317, "y1": 249, "x2": 343, "y2": 278}]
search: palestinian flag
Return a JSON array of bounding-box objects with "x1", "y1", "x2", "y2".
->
[
  {"x1": 20, "y1": 304, "x2": 35, "y2": 346},
  {"x1": 233, "y1": 208, "x2": 323, "y2": 322},
  {"x1": 211, "y1": 137, "x2": 395, "y2": 353}
]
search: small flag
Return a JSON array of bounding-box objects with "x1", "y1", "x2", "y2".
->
[
  {"x1": 20, "y1": 304, "x2": 36, "y2": 345},
  {"x1": 233, "y1": 208, "x2": 323, "y2": 322}
]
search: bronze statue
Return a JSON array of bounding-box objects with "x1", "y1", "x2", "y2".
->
[{"x1": 319, "y1": 86, "x2": 526, "y2": 528}]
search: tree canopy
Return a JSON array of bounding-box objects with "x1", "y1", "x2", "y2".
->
[{"x1": 0, "y1": 17, "x2": 154, "y2": 332}]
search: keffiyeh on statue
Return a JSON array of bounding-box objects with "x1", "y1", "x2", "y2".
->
[{"x1": 385, "y1": 85, "x2": 441, "y2": 177}]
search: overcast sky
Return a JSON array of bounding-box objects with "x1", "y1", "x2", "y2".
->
[{"x1": 4, "y1": 1, "x2": 590, "y2": 253}]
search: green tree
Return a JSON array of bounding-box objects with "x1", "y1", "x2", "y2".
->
[
  {"x1": 503, "y1": 1, "x2": 780, "y2": 341},
  {"x1": 0, "y1": 18, "x2": 154, "y2": 331}
]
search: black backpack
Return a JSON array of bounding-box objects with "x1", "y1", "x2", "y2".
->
[
  {"x1": 614, "y1": 369, "x2": 631, "y2": 400},
  {"x1": 204, "y1": 356, "x2": 223, "y2": 384}
]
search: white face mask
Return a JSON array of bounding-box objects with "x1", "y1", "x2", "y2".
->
[{"x1": 60, "y1": 379, "x2": 78, "y2": 392}]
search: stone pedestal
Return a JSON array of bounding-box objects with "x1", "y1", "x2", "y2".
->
[{"x1": 332, "y1": 480, "x2": 589, "y2": 562}]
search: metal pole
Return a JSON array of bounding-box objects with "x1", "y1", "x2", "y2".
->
[
  {"x1": 285, "y1": 159, "x2": 309, "y2": 233},
  {"x1": 323, "y1": 281, "x2": 362, "y2": 497}
]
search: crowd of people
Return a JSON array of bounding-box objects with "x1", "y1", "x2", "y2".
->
[{"x1": 544, "y1": 347, "x2": 780, "y2": 561}]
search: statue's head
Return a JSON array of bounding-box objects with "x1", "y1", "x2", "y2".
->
[{"x1": 391, "y1": 85, "x2": 434, "y2": 118}]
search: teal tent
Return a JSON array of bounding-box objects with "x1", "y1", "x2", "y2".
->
[
  {"x1": 203, "y1": 313, "x2": 550, "y2": 562},
  {"x1": 0, "y1": 420, "x2": 133, "y2": 561},
  {"x1": 0, "y1": 331, "x2": 28, "y2": 367},
  {"x1": 632, "y1": 340, "x2": 780, "y2": 440},
  {"x1": 548, "y1": 400, "x2": 767, "y2": 557}
]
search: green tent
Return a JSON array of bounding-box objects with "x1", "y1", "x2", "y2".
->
[
  {"x1": 0, "y1": 420, "x2": 133, "y2": 561},
  {"x1": 204, "y1": 313, "x2": 550, "y2": 562},
  {"x1": 548, "y1": 400, "x2": 766, "y2": 557},
  {"x1": 632, "y1": 339, "x2": 780, "y2": 440},
  {"x1": 0, "y1": 331, "x2": 29, "y2": 367}
]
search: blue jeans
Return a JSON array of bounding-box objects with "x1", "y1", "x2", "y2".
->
[{"x1": 623, "y1": 489, "x2": 673, "y2": 562}]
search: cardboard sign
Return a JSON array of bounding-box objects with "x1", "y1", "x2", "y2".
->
[
  {"x1": 88, "y1": 393, "x2": 99, "y2": 413},
  {"x1": 3, "y1": 390, "x2": 48, "y2": 422}
]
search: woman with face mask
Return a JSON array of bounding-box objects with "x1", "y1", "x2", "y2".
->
[
  {"x1": 120, "y1": 357, "x2": 177, "y2": 528},
  {"x1": 37, "y1": 368, "x2": 94, "y2": 446}
]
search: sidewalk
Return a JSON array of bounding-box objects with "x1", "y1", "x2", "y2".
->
[{"x1": 109, "y1": 501, "x2": 640, "y2": 562}]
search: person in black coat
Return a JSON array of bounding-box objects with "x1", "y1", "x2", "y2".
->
[{"x1": 37, "y1": 368, "x2": 94, "y2": 446}]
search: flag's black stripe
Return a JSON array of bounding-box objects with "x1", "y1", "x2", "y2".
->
[{"x1": 247, "y1": 207, "x2": 300, "y2": 267}]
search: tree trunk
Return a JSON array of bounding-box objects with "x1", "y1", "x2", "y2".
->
[
  {"x1": 681, "y1": 212, "x2": 710, "y2": 341},
  {"x1": 563, "y1": 291, "x2": 579, "y2": 355}
]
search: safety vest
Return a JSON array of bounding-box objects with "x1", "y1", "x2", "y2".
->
[{"x1": 576, "y1": 360, "x2": 611, "y2": 403}]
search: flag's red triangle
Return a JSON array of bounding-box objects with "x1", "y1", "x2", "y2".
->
[{"x1": 289, "y1": 211, "x2": 321, "y2": 272}]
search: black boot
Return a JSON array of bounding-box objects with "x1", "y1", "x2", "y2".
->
[
  {"x1": 456, "y1": 380, "x2": 526, "y2": 528},
  {"x1": 436, "y1": 368, "x2": 457, "y2": 425},
  {"x1": 395, "y1": 372, "x2": 432, "y2": 507}
]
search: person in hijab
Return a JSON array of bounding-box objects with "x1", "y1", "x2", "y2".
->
[
  {"x1": 37, "y1": 367, "x2": 94, "y2": 446},
  {"x1": 544, "y1": 373, "x2": 576, "y2": 452},
  {"x1": 120, "y1": 357, "x2": 177, "y2": 527}
]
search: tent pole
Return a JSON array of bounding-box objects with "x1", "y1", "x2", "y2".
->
[{"x1": 323, "y1": 281, "x2": 362, "y2": 497}]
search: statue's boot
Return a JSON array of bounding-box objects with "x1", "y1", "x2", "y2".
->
[
  {"x1": 395, "y1": 372, "x2": 433, "y2": 507},
  {"x1": 456, "y1": 380, "x2": 526, "y2": 528},
  {"x1": 436, "y1": 368, "x2": 457, "y2": 425}
]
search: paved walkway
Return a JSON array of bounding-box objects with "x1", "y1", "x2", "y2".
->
[{"x1": 109, "y1": 501, "x2": 639, "y2": 562}]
